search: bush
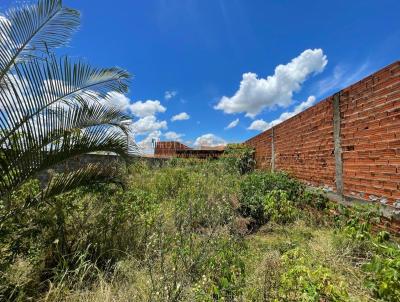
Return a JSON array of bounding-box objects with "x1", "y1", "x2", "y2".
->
[
  {"x1": 239, "y1": 172, "x2": 305, "y2": 225},
  {"x1": 263, "y1": 190, "x2": 298, "y2": 224},
  {"x1": 279, "y1": 248, "x2": 350, "y2": 301},
  {"x1": 302, "y1": 188, "x2": 329, "y2": 210},
  {"x1": 363, "y1": 243, "x2": 400, "y2": 302},
  {"x1": 0, "y1": 180, "x2": 44, "y2": 300},
  {"x1": 221, "y1": 144, "x2": 255, "y2": 175},
  {"x1": 336, "y1": 204, "x2": 381, "y2": 241},
  {"x1": 2, "y1": 159, "x2": 398, "y2": 301},
  {"x1": 193, "y1": 238, "x2": 246, "y2": 301},
  {"x1": 331, "y1": 202, "x2": 400, "y2": 301}
]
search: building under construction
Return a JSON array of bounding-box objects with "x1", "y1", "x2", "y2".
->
[{"x1": 154, "y1": 141, "x2": 225, "y2": 159}]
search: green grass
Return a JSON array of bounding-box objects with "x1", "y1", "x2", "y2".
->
[{"x1": 1, "y1": 158, "x2": 399, "y2": 301}]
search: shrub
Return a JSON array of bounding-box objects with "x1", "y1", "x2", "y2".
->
[
  {"x1": 193, "y1": 238, "x2": 246, "y2": 301},
  {"x1": 3, "y1": 159, "x2": 398, "y2": 301},
  {"x1": 222, "y1": 144, "x2": 255, "y2": 175},
  {"x1": 263, "y1": 190, "x2": 298, "y2": 224},
  {"x1": 332, "y1": 202, "x2": 400, "y2": 301},
  {"x1": 239, "y1": 172, "x2": 304, "y2": 225},
  {"x1": 302, "y1": 188, "x2": 329, "y2": 210},
  {"x1": 0, "y1": 180, "x2": 44, "y2": 300},
  {"x1": 362, "y1": 243, "x2": 400, "y2": 302},
  {"x1": 279, "y1": 248, "x2": 350, "y2": 301},
  {"x1": 336, "y1": 204, "x2": 381, "y2": 241}
]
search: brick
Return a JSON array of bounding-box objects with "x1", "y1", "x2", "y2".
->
[{"x1": 245, "y1": 61, "x2": 400, "y2": 211}]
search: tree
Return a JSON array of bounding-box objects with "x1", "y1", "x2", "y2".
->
[{"x1": 0, "y1": 0, "x2": 137, "y2": 203}]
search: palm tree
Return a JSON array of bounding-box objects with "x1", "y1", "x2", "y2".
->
[{"x1": 0, "y1": 0, "x2": 137, "y2": 204}]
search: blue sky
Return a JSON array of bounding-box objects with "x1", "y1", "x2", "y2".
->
[{"x1": 2, "y1": 0, "x2": 400, "y2": 150}]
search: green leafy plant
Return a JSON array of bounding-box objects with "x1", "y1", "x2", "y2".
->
[
  {"x1": 280, "y1": 248, "x2": 350, "y2": 301},
  {"x1": 239, "y1": 171, "x2": 304, "y2": 225},
  {"x1": 222, "y1": 144, "x2": 255, "y2": 175},
  {"x1": 0, "y1": 0, "x2": 137, "y2": 204},
  {"x1": 302, "y1": 188, "x2": 329, "y2": 210},
  {"x1": 363, "y1": 243, "x2": 400, "y2": 301},
  {"x1": 263, "y1": 189, "x2": 298, "y2": 224},
  {"x1": 193, "y1": 238, "x2": 246, "y2": 301},
  {"x1": 336, "y1": 204, "x2": 381, "y2": 241}
]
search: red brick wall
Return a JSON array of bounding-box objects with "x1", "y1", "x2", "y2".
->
[
  {"x1": 245, "y1": 129, "x2": 273, "y2": 170},
  {"x1": 245, "y1": 61, "x2": 400, "y2": 209},
  {"x1": 340, "y1": 62, "x2": 400, "y2": 204},
  {"x1": 274, "y1": 97, "x2": 335, "y2": 188},
  {"x1": 154, "y1": 141, "x2": 191, "y2": 157}
]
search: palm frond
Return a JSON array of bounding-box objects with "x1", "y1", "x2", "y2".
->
[
  {"x1": 0, "y1": 0, "x2": 137, "y2": 199},
  {"x1": 0, "y1": 0, "x2": 80, "y2": 82},
  {"x1": 2, "y1": 100, "x2": 132, "y2": 162},
  {"x1": 0, "y1": 54, "x2": 130, "y2": 147},
  {"x1": 41, "y1": 163, "x2": 124, "y2": 200},
  {"x1": 0, "y1": 163, "x2": 124, "y2": 223},
  {"x1": 0, "y1": 102, "x2": 137, "y2": 195}
]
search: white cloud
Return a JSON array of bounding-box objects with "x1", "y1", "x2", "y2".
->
[
  {"x1": 107, "y1": 92, "x2": 131, "y2": 110},
  {"x1": 107, "y1": 93, "x2": 166, "y2": 117},
  {"x1": 164, "y1": 131, "x2": 184, "y2": 141},
  {"x1": 171, "y1": 112, "x2": 190, "y2": 121},
  {"x1": 215, "y1": 49, "x2": 327, "y2": 117},
  {"x1": 106, "y1": 93, "x2": 168, "y2": 135},
  {"x1": 0, "y1": 15, "x2": 9, "y2": 25},
  {"x1": 248, "y1": 96, "x2": 317, "y2": 131},
  {"x1": 194, "y1": 133, "x2": 226, "y2": 147},
  {"x1": 225, "y1": 118, "x2": 239, "y2": 130},
  {"x1": 247, "y1": 119, "x2": 269, "y2": 131},
  {"x1": 137, "y1": 130, "x2": 161, "y2": 154},
  {"x1": 165, "y1": 90, "x2": 177, "y2": 100},
  {"x1": 0, "y1": 15, "x2": 12, "y2": 46},
  {"x1": 129, "y1": 100, "x2": 166, "y2": 117},
  {"x1": 131, "y1": 115, "x2": 167, "y2": 135}
]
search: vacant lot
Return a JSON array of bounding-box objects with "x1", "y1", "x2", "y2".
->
[{"x1": 1, "y1": 158, "x2": 399, "y2": 301}]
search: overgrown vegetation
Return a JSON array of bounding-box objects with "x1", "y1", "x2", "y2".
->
[
  {"x1": 221, "y1": 144, "x2": 255, "y2": 175},
  {"x1": 1, "y1": 1, "x2": 398, "y2": 301},
  {"x1": 1, "y1": 158, "x2": 399, "y2": 301}
]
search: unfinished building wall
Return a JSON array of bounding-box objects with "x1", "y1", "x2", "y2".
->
[{"x1": 245, "y1": 61, "x2": 400, "y2": 211}]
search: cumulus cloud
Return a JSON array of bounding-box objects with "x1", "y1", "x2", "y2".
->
[
  {"x1": 107, "y1": 92, "x2": 131, "y2": 109},
  {"x1": 248, "y1": 95, "x2": 317, "y2": 131},
  {"x1": 0, "y1": 15, "x2": 13, "y2": 46},
  {"x1": 247, "y1": 119, "x2": 269, "y2": 131},
  {"x1": 225, "y1": 118, "x2": 239, "y2": 130},
  {"x1": 165, "y1": 90, "x2": 177, "y2": 100},
  {"x1": 107, "y1": 92, "x2": 166, "y2": 117},
  {"x1": 106, "y1": 93, "x2": 168, "y2": 137},
  {"x1": 131, "y1": 116, "x2": 167, "y2": 135},
  {"x1": 0, "y1": 15, "x2": 9, "y2": 25},
  {"x1": 194, "y1": 133, "x2": 226, "y2": 147},
  {"x1": 129, "y1": 100, "x2": 166, "y2": 117},
  {"x1": 164, "y1": 131, "x2": 184, "y2": 141},
  {"x1": 215, "y1": 49, "x2": 327, "y2": 117},
  {"x1": 171, "y1": 112, "x2": 190, "y2": 121}
]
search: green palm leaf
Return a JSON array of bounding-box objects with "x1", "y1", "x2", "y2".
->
[
  {"x1": 0, "y1": 101, "x2": 138, "y2": 194},
  {"x1": 0, "y1": 0, "x2": 138, "y2": 199},
  {"x1": 41, "y1": 163, "x2": 125, "y2": 200},
  {"x1": 0, "y1": 0, "x2": 79, "y2": 83},
  {"x1": 0, "y1": 55, "x2": 130, "y2": 147}
]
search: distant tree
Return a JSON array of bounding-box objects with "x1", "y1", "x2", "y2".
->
[{"x1": 0, "y1": 0, "x2": 137, "y2": 202}]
